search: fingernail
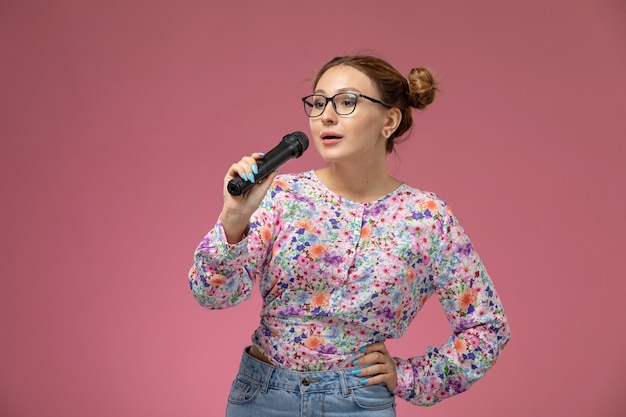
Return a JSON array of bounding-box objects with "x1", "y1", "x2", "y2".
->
[
  {"x1": 249, "y1": 173, "x2": 255, "y2": 183},
  {"x1": 241, "y1": 173, "x2": 248, "y2": 181},
  {"x1": 257, "y1": 152, "x2": 265, "y2": 156},
  {"x1": 360, "y1": 346, "x2": 367, "y2": 352},
  {"x1": 353, "y1": 360, "x2": 359, "y2": 366},
  {"x1": 352, "y1": 369, "x2": 362, "y2": 375},
  {"x1": 360, "y1": 379, "x2": 368, "y2": 385},
  {"x1": 252, "y1": 165, "x2": 258, "y2": 175}
]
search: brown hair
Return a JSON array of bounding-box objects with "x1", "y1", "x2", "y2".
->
[{"x1": 313, "y1": 55, "x2": 437, "y2": 153}]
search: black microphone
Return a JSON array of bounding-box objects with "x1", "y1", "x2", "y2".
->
[{"x1": 227, "y1": 131, "x2": 309, "y2": 196}]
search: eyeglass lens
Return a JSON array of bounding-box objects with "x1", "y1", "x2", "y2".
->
[{"x1": 303, "y1": 93, "x2": 359, "y2": 117}]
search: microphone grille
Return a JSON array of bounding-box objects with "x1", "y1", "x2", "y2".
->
[{"x1": 285, "y1": 131, "x2": 309, "y2": 156}]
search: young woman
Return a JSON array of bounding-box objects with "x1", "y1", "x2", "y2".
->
[{"x1": 189, "y1": 55, "x2": 510, "y2": 416}]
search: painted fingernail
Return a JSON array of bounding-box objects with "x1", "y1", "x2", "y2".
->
[
  {"x1": 241, "y1": 173, "x2": 248, "y2": 181},
  {"x1": 257, "y1": 152, "x2": 265, "y2": 156},
  {"x1": 249, "y1": 173, "x2": 255, "y2": 183},
  {"x1": 352, "y1": 369, "x2": 362, "y2": 375},
  {"x1": 353, "y1": 360, "x2": 359, "y2": 366},
  {"x1": 360, "y1": 346, "x2": 367, "y2": 352},
  {"x1": 252, "y1": 165, "x2": 258, "y2": 175},
  {"x1": 360, "y1": 379, "x2": 368, "y2": 385}
]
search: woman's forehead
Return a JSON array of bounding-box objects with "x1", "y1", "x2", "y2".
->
[{"x1": 315, "y1": 65, "x2": 376, "y2": 94}]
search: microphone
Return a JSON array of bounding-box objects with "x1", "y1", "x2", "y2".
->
[{"x1": 227, "y1": 131, "x2": 309, "y2": 196}]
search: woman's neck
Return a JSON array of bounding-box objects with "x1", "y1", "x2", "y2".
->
[{"x1": 315, "y1": 163, "x2": 401, "y2": 203}]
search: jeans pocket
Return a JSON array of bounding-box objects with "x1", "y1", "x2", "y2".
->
[
  {"x1": 227, "y1": 376, "x2": 262, "y2": 405},
  {"x1": 350, "y1": 383, "x2": 395, "y2": 411}
]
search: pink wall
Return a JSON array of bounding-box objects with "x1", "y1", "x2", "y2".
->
[{"x1": 1, "y1": 1, "x2": 625, "y2": 416}]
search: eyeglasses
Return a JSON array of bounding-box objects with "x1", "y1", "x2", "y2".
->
[{"x1": 301, "y1": 92, "x2": 390, "y2": 117}]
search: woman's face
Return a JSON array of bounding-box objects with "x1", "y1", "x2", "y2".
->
[{"x1": 309, "y1": 65, "x2": 392, "y2": 164}]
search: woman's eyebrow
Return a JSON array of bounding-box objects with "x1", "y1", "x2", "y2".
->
[{"x1": 313, "y1": 87, "x2": 362, "y2": 95}]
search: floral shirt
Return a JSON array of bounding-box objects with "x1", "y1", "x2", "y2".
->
[{"x1": 188, "y1": 171, "x2": 510, "y2": 406}]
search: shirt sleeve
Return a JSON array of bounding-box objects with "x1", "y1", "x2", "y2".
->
[
  {"x1": 187, "y1": 220, "x2": 256, "y2": 309},
  {"x1": 188, "y1": 187, "x2": 278, "y2": 309},
  {"x1": 392, "y1": 204, "x2": 511, "y2": 406}
]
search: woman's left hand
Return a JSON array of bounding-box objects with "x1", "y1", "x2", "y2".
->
[{"x1": 353, "y1": 342, "x2": 397, "y2": 392}]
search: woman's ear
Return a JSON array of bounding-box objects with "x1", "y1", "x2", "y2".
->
[{"x1": 382, "y1": 107, "x2": 402, "y2": 138}]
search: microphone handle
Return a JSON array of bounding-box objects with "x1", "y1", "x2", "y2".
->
[{"x1": 227, "y1": 145, "x2": 298, "y2": 196}]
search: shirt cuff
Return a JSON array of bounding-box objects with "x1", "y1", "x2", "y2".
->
[{"x1": 392, "y1": 357, "x2": 418, "y2": 401}]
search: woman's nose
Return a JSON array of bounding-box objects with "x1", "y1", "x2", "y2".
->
[{"x1": 320, "y1": 102, "x2": 337, "y2": 124}]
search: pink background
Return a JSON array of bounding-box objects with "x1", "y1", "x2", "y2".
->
[{"x1": 1, "y1": 1, "x2": 625, "y2": 416}]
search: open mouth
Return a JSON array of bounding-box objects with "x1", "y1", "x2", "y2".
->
[{"x1": 321, "y1": 134, "x2": 342, "y2": 140}]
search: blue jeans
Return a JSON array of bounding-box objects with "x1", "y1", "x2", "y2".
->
[{"x1": 225, "y1": 347, "x2": 396, "y2": 417}]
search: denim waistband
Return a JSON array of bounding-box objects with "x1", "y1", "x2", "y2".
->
[{"x1": 237, "y1": 346, "x2": 368, "y2": 395}]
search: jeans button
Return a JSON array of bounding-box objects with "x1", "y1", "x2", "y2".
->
[{"x1": 302, "y1": 378, "x2": 310, "y2": 386}]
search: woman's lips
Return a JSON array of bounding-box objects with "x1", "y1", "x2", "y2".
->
[
  {"x1": 320, "y1": 134, "x2": 342, "y2": 145},
  {"x1": 321, "y1": 132, "x2": 342, "y2": 141}
]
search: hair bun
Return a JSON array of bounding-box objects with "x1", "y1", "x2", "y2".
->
[{"x1": 407, "y1": 67, "x2": 437, "y2": 109}]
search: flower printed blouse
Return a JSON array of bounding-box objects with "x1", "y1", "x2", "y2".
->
[{"x1": 189, "y1": 171, "x2": 510, "y2": 406}]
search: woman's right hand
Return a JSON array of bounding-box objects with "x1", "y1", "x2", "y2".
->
[{"x1": 220, "y1": 153, "x2": 277, "y2": 243}]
